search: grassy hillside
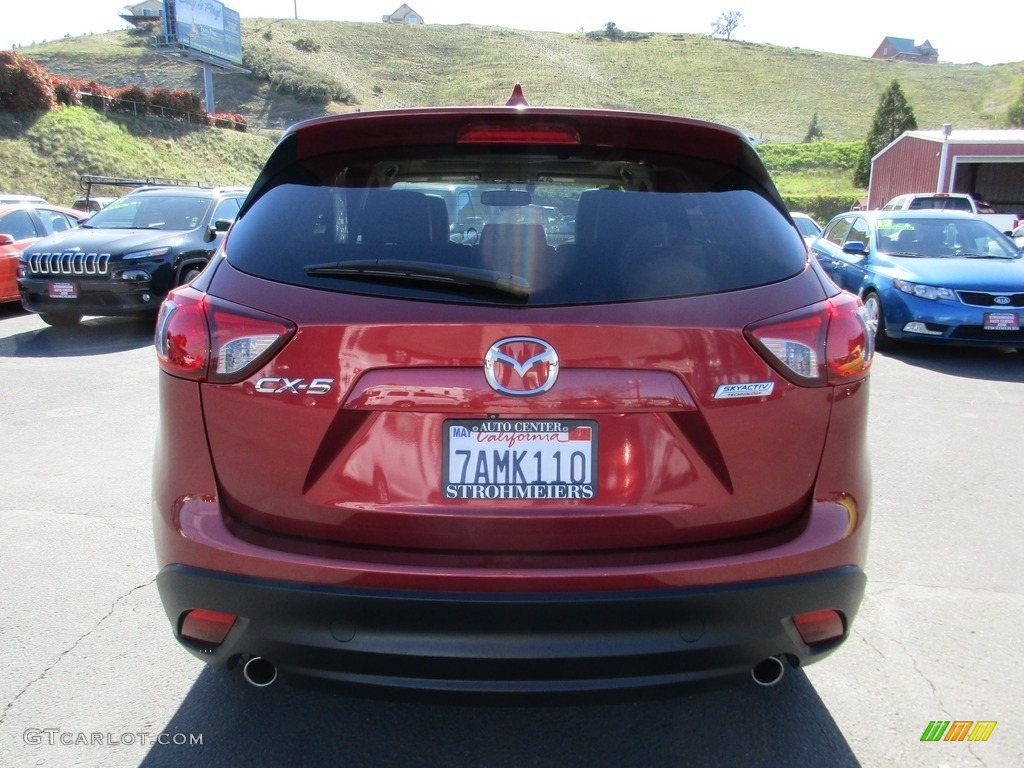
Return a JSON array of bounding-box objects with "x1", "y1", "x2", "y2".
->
[
  {"x1": 21, "y1": 20, "x2": 1024, "y2": 140},
  {"x1": 0, "y1": 108, "x2": 274, "y2": 205},
  {"x1": 5, "y1": 20, "x2": 1024, "y2": 208}
]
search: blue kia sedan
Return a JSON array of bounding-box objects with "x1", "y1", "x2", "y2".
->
[{"x1": 811, "y1": 210, "x2": 1024, "y2": 350}]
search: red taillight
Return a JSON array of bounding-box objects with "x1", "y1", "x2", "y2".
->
[
  {"x1": 155, "y1": 287, "x2": 295, "y2": 382},
  {"x1": 180, "y1": 609, "x2": 237, "y2": 646},
  {"x1": 792, "y1": 609, "x2": 846, "y2": 645},
  {"x1": 747, "y1": 293, "x2": 873, "y2": 386}
]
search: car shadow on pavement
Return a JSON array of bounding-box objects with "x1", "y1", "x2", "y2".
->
[
  {"x1": 0, "y1": 316, "x2": 155, "y2": 358},
  {"x1": 879, "y1": 344, "x2": 1023, "y2": 383},
  {"x1": 139, "y1": 667, "x2": 860, "y2": 768}
]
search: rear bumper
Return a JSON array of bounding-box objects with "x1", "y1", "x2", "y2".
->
[{"x1": 157, "y1": 564, "x2": 865, "y2": 694}]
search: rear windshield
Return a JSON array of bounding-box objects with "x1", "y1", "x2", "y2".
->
[
  {"x1": 226, "y1": 147, "x2": 806, "y2": 306},
  {"x1": 906, "y1": 196, "x2": 974, "y2": 212}
]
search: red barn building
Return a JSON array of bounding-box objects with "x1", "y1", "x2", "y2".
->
[{"x1": 868, "y1": 126, "x2": 1024, "y2": 214}]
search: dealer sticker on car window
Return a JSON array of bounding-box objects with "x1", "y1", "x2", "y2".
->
[{"x1": 442, "y1": 419, "x2": 597, "y2": 500}]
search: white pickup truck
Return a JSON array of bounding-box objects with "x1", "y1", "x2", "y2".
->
[{"x1": 881, "y1": 193, "x2": 1020, "y2": 234}]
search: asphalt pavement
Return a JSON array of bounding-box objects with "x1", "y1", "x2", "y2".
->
[{"x1": 1, "y1": 304, "x2": 1021, "y2": 767}]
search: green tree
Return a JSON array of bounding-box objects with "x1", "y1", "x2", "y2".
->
[
  {"x1": 604, "y1": 22, "x2": 620, "y2": 40},
  {"x1": 853, "y1": 79, "x2": 917, "y2": 187},
  {"x1": 1007, "y1": 86, "x2": 1024, "y2": 127},
  {"x1": 710, "y1": 11, "x2": 743, "y2": 40},
  {"x1": 804, "y1": 111, "x2": 824, "y2": 142}
]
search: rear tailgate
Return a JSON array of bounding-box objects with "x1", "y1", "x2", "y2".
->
[{"x1": 201, "y1": 268, "x2": 832, "y2": 556}]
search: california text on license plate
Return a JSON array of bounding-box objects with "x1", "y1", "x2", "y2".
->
[{"x1": 442, "y1": 419, "x2": 597, "y2": 500}]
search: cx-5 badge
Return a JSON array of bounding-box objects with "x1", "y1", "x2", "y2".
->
[
  {"x1": 484, "y1": 337, "x2": 559, "y2": 396},
  {"x1": 255, "y1": 377, "x2": 335, "y2": 395}
]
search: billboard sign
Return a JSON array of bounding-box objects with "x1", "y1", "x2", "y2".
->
[{"x1": 170, "y1": 0, "x2": 243, "y2": 65}]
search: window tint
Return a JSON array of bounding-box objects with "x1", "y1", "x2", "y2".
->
[
  {"x1": 38, "y1": 209, "x2": 77, "y2": 234},
  {"x1": 824, "y1": 217, "x2": 852, "y2": 246},
  {"x1": 847, "y1": 217, "x2": 871, "y2": 250},
  {"x1": 906, "y1": 196, "x2": 972, "y2": 212},
  {"x1": 226, "y1": 149, "x2": 806, "y2": 306},
  {"x1": 0, "y1": 209, "x2": 40, "y2": 241},
  {"x1": 212, "y1": 197, "x2": 242, "y2": 223}
]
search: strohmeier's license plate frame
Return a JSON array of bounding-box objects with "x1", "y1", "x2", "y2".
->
[
  {"x1": 984, "y1": 311, "x2": 1020, "y2": 331},
  {"x1": 442, "y1": 418, "x2": 598, "y2": 500}
]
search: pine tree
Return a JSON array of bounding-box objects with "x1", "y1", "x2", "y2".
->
[
  {"x1": 854, "y1": 80, "x2": 918, "y2": 187},
  {"x1": 804, "y1": 112, "x2": 824, "y2": 142}
]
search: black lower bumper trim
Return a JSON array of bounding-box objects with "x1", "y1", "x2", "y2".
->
[{"x1": 157, "y1": 564, "x2": 865, "y2": 694}]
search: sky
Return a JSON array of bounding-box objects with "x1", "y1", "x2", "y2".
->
[{"x1": 4, "y1": 1, "x2": 1022, "y2": 66}]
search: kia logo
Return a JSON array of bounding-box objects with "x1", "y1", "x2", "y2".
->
[
  {"x1": 484, "y1": 337, "x2": 559, "y2": 396},
  {"x1": 993, "y1": 296, "x2": 1011, "y2": 305}
]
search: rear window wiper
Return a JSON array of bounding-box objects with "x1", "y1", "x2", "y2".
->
[{"x1": 305, "y1": 259, "x2": 530, "y2": 299}]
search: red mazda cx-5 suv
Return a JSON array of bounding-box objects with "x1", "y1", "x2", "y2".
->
[{"x1": 153, "y1": 87, "x2": 873, "y2": 693}]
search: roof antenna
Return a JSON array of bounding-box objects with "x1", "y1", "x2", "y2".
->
[{"x1": 506, "y1": 84, "x2": 529, "y2": 108}]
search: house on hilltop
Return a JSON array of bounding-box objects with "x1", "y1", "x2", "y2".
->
[
  {"x1": 119, "y1": 1, "x2": 164, "y2": 26},
  {"x1": 382, "y1": 5, "x2": 423, "y2": 24},
  {"x1": 872, "y1": 36, "x2": 938, "y2": 63}
]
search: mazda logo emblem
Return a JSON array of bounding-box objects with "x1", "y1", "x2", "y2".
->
[{"x1": 484, "y1": 337, "x2": 559, "y2": 396}]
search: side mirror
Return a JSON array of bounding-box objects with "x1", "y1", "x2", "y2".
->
[
  {"x1": 842, "y1": 240, "x2": 868, "y2": 257},
  {"x1": 206, "y1": 218, "x2": 234, "y2": 242},
  {"x1": 0, "y1": 233, "x2": 14, "y2": 246}
]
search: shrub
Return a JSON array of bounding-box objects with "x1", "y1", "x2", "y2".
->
[
  {"x1": 149, "y1": 87, "x2": 205, "y2": 121},
  {"x1": 52, "y1": 78, "x2": 84, "y2": 107},
  {"x1": 0, "y1": 50, "x2": 56, "y2": 112},
  {"x1": 78, "y1": 80, "x2": 117, "y2": 112},
  {"x1": 293, "y1": 37, "x2": 321, "y2": 53},
  {"x1": 116, "y1": 84, "x2": 151, "y2": 116},
  {"x1": 214, "y1": 112, "x2": 248, "y2": 132}
]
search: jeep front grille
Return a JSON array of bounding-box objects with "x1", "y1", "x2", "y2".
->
[{"x1": 27, "y1": 252, "x2": 111, "y2": 276}]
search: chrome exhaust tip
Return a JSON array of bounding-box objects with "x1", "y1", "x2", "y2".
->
[
  {"x1": 751, "y1": 655, "x2": 786, "y2": 687},
  {"x1": 242, "y1": 656, "x2": 278, "y2": 688}
]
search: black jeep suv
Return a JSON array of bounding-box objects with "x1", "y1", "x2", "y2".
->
[{"x1": 18, "y1": 185, "x2": 246, "y2": 326}]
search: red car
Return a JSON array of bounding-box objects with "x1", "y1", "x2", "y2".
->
[
  {"x1": 153, "y1": 87, "x2": 873, "y2": 694},
  {"x1": 0, "y1": 203, "x2": 86, "y2": 303}
]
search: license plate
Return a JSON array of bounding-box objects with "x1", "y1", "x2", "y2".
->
[
  {"x1": 49, "y1": 282, "x2": 78, "y2": 299},
  {"x1": 984, "y1": 312, "x2": 1019, "y2": 331},
  {"x1": 442, "y1": 419, "x2": 597, "y2": 500}
]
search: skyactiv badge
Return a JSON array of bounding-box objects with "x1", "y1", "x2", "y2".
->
[{"x1": 714, "y1": 382, "x2": 774, "y2": 399}]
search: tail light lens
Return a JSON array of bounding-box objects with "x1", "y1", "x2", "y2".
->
[
  {"x1": 155, "y1": 286, "x2": 295, "y2": 383},
  {"x1": 746, "y1": 293, "x2": 873, "y2": 386}
]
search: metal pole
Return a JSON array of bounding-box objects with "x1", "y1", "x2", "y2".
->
[
  {"x1": 936, "y1": 123, "x2": 952, "y2": 193},
  {"x1": 203, "y1": 65, "x2": 215, "y2": 114}
]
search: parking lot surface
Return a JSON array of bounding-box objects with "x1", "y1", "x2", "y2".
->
[{"x1": 1, "y1": 305, "x2": 1022, "y2": 767}]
